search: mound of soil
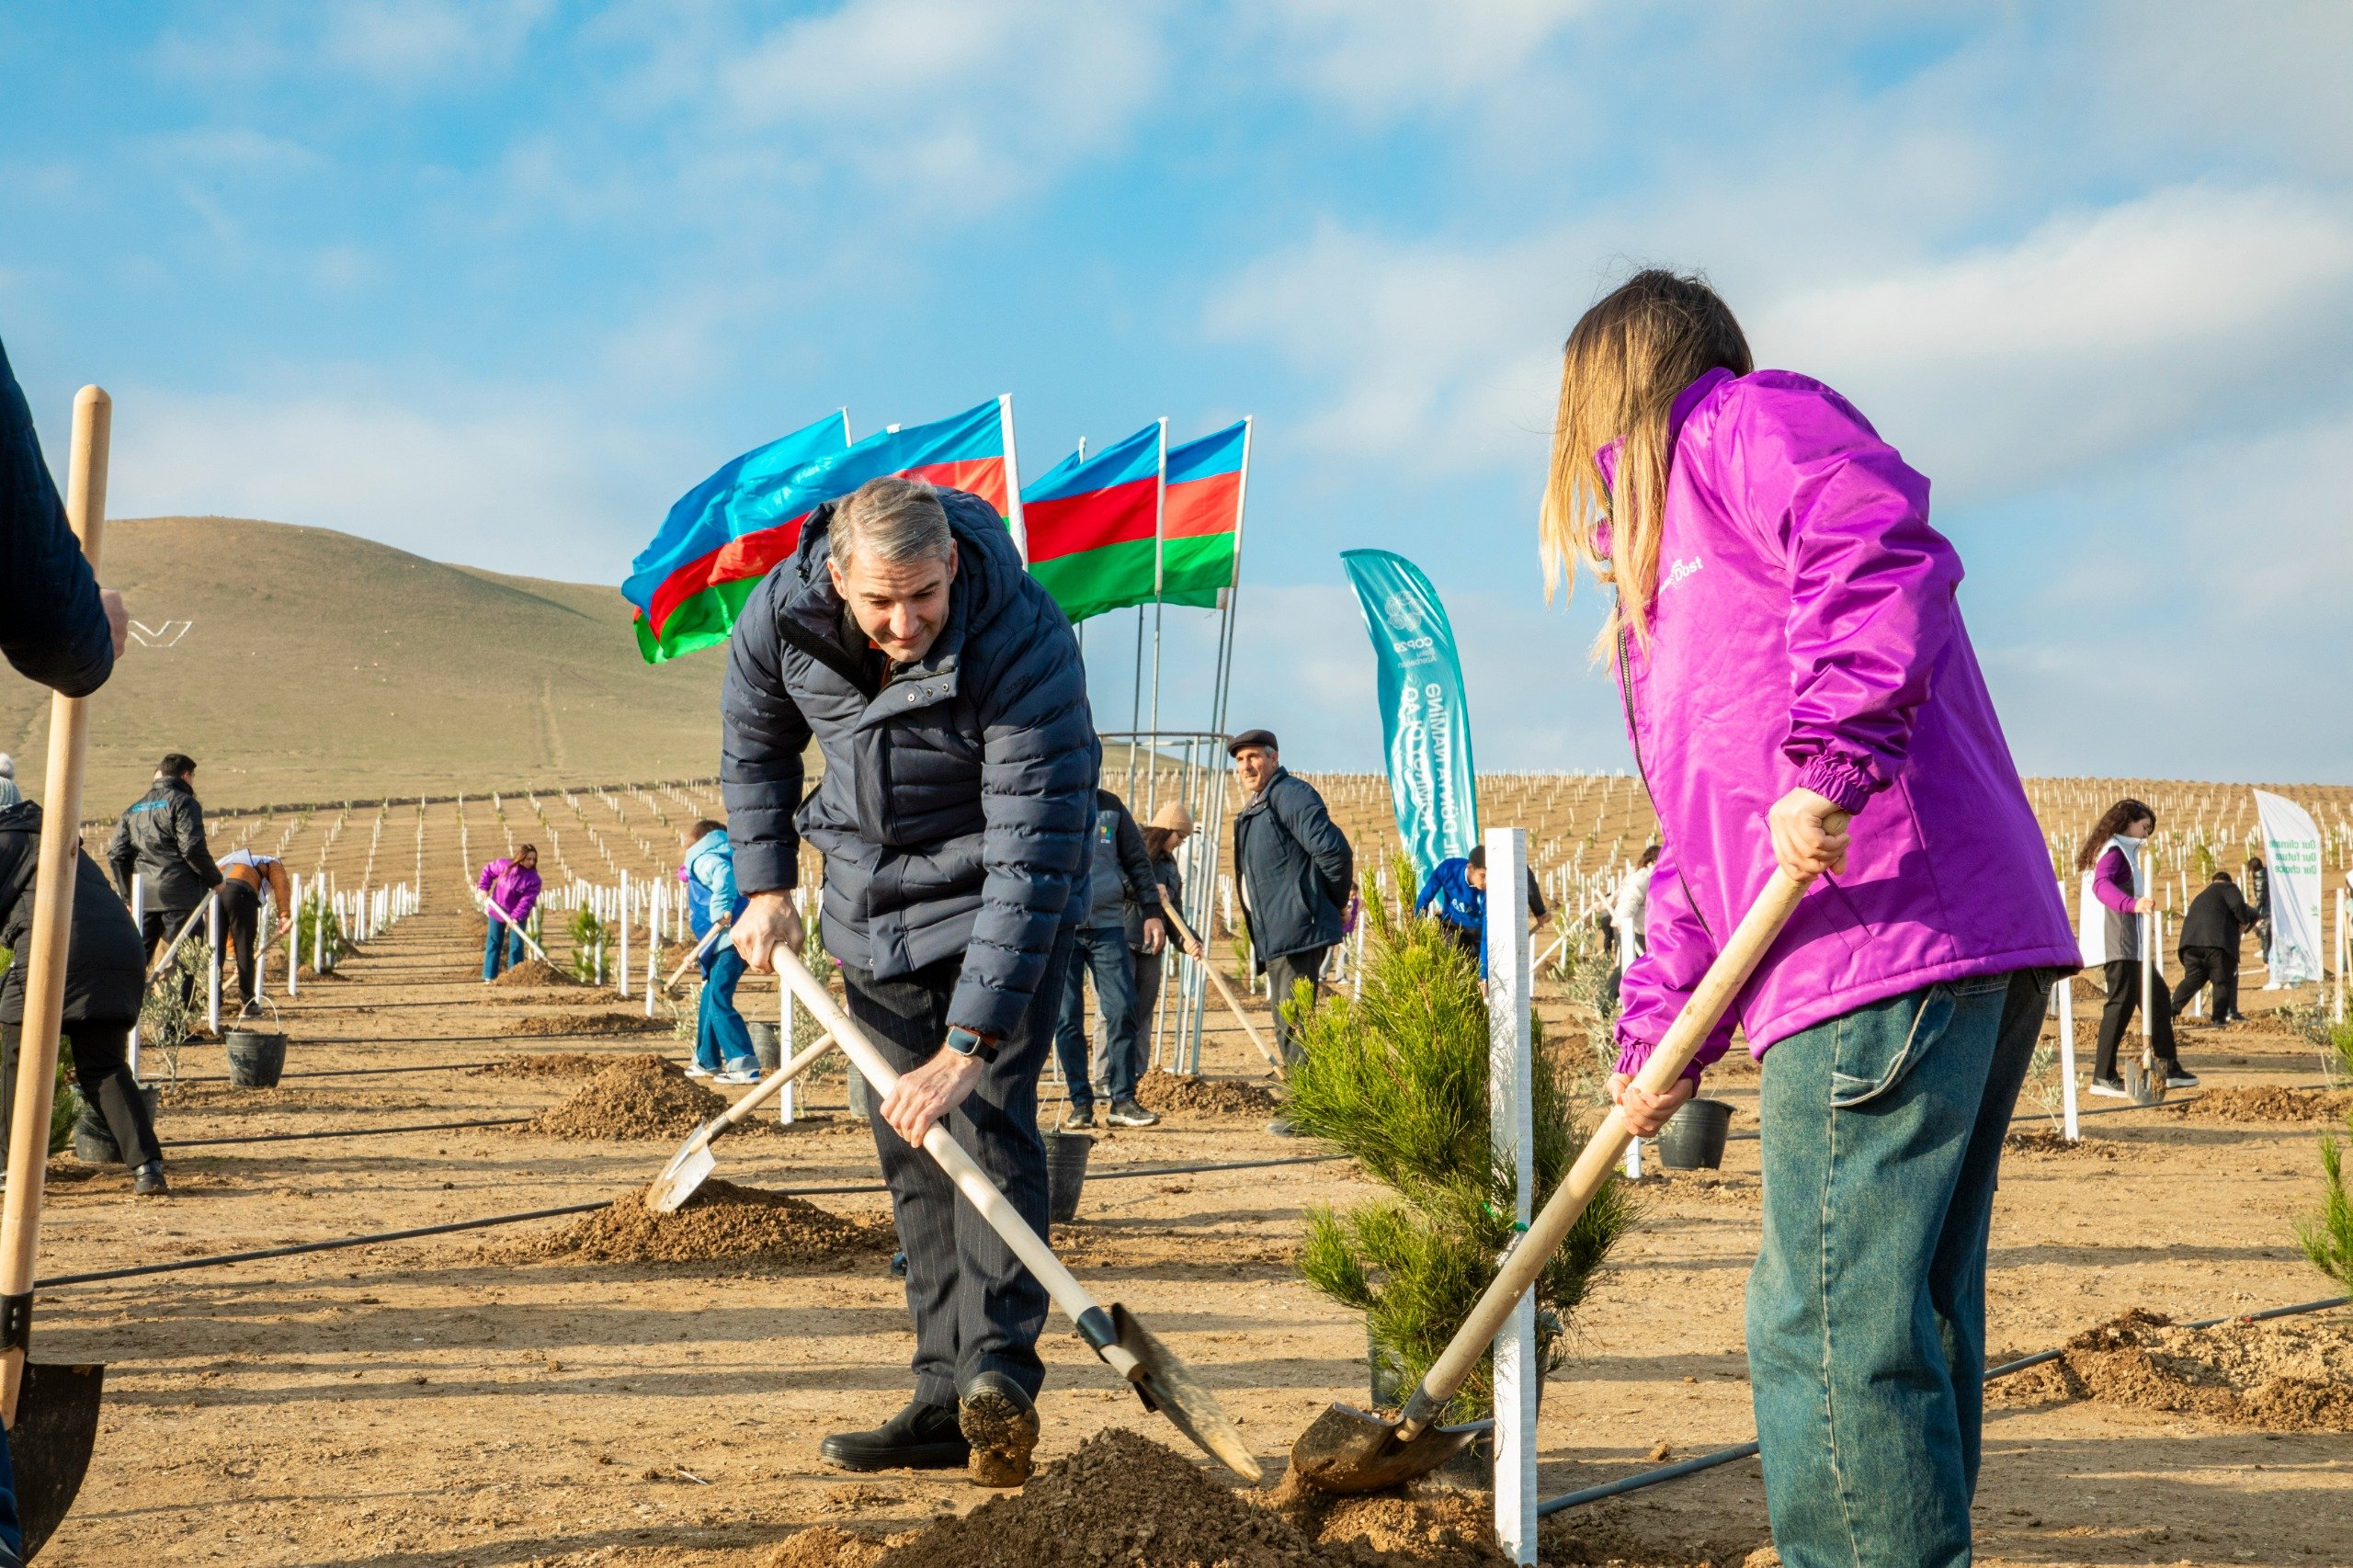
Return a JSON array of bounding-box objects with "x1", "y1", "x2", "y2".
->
[
  {"x1": 520, "y1": 1054, "x2": 723, "y2": 1139},
  {"x1": 508, "y1": 1179, "x2": 892, "y2": 1267},
  {"x1": 771, "y1": 1428, "x2": 1509, "y2": 1568},
  {"x1": 2004, "y1": 1127, "x2": 2120, "y2": 1158},
  {"x1": 2170, "y1": 1086, "x2": 2353, "y2": 1122},
  {"x1": 1136, "y1": 1070, "x2": 1282, "y2": 1118},
  {"x1": 1988, "y1": 1308, "x2": 2353, "y2": 1429},
  {"x1": 472, "y1": 1052, "x2": 613, "y2": 1079},
  {"x1": 491, "y1": 959, "x2": 578, "y2": 988},
  {"x1": 507, "y1": 1011, "x2": 667, "y2": 1037}
]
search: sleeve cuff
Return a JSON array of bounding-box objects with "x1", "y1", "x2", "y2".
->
[
  {"x1": 1613, "y1": 1033, "x2": 1704, "y2": 1085},
  {"x1": 733, "y1": 844, "x2": 801, "y2": 894},
  {"x1": 1795, "y1": 754, "x2": 1879, "y2": 816}
]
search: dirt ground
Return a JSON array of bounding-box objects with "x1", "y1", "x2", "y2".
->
[{"x1": 26, "y1": 802, "x2": 2353, "y2": 1566}]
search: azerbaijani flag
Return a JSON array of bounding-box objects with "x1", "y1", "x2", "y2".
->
[
  {"x1": 624, "y1": 397, "x2": 1020, "y2": 664},
  {"x1": 1021, "y1": 421, "x2": 1163, "y2": 623},
  {"x1": 1159, "y1": 418, "x2": 1249, "y2": 608}
]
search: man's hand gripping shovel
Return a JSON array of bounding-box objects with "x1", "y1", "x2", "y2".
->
[
  {"x1": 1, "y1": 390, "x2": 116, "y2": 1556},
  {"x1": 759, "y1": 939, "x2": 1262, "y2": 1482},
  {"x1": 1287, "y1": 820, "x2": 1843, "y2": 1494}
]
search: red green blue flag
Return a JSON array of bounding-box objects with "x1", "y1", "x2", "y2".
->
[
  {"x1": 624, "y1": 397, "x2": 1019, "y2": 664},
  {"x1": 1021, "y1": 421, "x2": 1163, "y2": 624},
  {"x1": 1159, "y1": 418, "x2": 1249, "y2": 608}
]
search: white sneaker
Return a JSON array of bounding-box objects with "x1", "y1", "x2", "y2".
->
[
  {"x1": 714, "y1": 1067, "x2": 759, "y2": 1085},
  {"x1": 682, "y1": 1063, "x2": 713, "y2": 1079},
  {"x1": 2087, "y1": 1078, "x2": 2130, "y2": 1099}
]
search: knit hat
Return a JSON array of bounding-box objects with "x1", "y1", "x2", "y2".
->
[
  {"x1": 0, "y1": 779, "x2": 20, "y2": 809},
  {"x1": 1149, "y1": 801, "x2": 1196, "y2": 834},
  {"x1": 0, "y1": 754, "x2": 14, "y2": 780}
]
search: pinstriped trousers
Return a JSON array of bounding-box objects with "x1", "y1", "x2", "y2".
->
[{"x1": 842, "y1": 920, "x2": 1077, "y2": 1409}]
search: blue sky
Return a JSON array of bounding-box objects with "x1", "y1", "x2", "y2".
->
[{"x1": 4, "y1": 2, "x2": 2349, "y2": 778}]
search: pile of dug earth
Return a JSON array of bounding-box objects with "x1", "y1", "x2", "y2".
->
[
  {"x1": 491, "y1": 958, "x2": 579, "y2": 988},
  {"x1": 503, "y1": 1179, "x2": 892, "y2": 1268},
  {"x1": 1992, "y1": 1308, "x2": 2353, "y2": 1429},
  {"x1": 519, "y1": 1054, "x2": 737, "y2": 1140},
  {"x1": 472, "y1": 1052, "x2": 613, "y2": 1079},
  {"x1": 768, "y1": 1428, "x2": 1511, "y2": 1568},
  {"x1": 1135, "y1": 1071, "x2": 1282, "y2": 1119},
  {"x1": 2168, "y1": 1086, "x2": 2353, "y2": 1122}
]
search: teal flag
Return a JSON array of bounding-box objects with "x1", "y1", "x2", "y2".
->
[{"x1": 1340, "y1": 549, "x2": 1478, "y2": 878}]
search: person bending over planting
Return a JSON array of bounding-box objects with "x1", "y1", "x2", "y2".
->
[
  {"x1": 1544, "y1": 270, "x2": 2078, "y2": 1568},
  {"x1": 721, "y1": 476, "x2": 1095, "y2": 1488},
  {"x1": 682, "y1": 818, "x2": 758, "y2": 1085},
  {"x1": 2075, "y1": 799, "x2": 2194, "y2": 1096},
  {"x1": 2174, "y1": 869, "x2": 2259, "y2": 1026},
  {"x1": 475, "y1": 845, "x2": 540, "y2": 981},
  {"x1": 1414, "y1": 843, "x2": 1550, "y2": 975}
]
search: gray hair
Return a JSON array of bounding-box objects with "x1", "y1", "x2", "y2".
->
[{"x1": 829, "y1": 477, "x2": 953, "y2": 570}]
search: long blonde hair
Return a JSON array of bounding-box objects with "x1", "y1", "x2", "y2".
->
[{"x1": 1540, "y1": 270, "x2": 1752, "y2": 658}]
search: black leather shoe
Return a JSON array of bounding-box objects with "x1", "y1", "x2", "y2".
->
[
  {"x1": 820, "y1": 1400, "x2": 969, "y2": 1471},
  {"x1": 132, "y1": 1161, "x2": 169, "y2": 1197},
  {"x1": 960, "y1": 1371, "x2": 1040, "y2": 1488}
]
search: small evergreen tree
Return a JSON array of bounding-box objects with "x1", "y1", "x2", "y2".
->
[{"x1": 1290, "y1": 858, "x2": 1631, "y2": 1419}]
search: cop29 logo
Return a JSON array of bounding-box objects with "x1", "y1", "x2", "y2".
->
[{"x1": 1381, "y1": 592, "x2": 1424, "y2": 635}]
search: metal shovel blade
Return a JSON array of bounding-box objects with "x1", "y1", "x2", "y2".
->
[
  {"x1": 13, "y1": 1358, "x2": 104, "y2": 1558},
  {"x1": 1286, "y1": 1400, "x2": 1478, "y2": 1494},
  {"x1": 2123, "y1": 1054, "x2": 2167, "y2": 1108},
  {"x1": 1108, "y1": 1303, "x2": 1263, "y2": 1483},
  {"x1": 650, "y1": 1124, "x2": 721, "y2": 1213}
]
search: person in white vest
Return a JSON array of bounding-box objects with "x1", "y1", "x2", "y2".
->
[{"x1": 2074, "y1": 799, "x2": 2194, "y2": 1097}]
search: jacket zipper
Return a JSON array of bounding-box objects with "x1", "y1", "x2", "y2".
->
[{"x1": 1616, "y1": 618, "x2": 1716, "y2": 947}]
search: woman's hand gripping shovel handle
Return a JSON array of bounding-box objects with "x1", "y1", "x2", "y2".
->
[
  {"x1": 755, "y1": 937, "x2": 1263, "y2": 1481},
  {"x1": 1289, "y1": 813, "x2": 1845, "y2": 1493},
  {"x1": 0, "y1": 388, "x2": 113, "y2": 1556}
]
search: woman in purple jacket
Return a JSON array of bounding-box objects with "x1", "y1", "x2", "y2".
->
[
  {"x1": 476, "y1": 845, "x2": 541, "y2": 981},
  {"x1": 2075, "y1": 799, "x2": 2190, "y2": 1096},
  {"x1": 1543, "y1": 271, "x2": 2078, "y2": 1568}
]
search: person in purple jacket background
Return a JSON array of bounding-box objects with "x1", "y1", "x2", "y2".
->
[
  {"x1": 476, "y1": 845, "x2": 541, "y2": 981},
  {"x1": 1541, "y1": 270, "x2": 2079, "y2": 1568},
  {"x1": 2075, "y1": 798, "x2": 2192, "y2": 1096}
]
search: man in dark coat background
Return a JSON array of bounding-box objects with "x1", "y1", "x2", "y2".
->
[
  {"x1": 107, "y1": 753, "x2": 223, "y2": 1003},
  {"x1": 2172, "y1": 870, "x2": 2260, "y2": 1026},
  {"x1": 1054, "y1": 786, "x2": 1165, "y2": 1131},
  {"x1": 720, "y1": 476, "x2": 1095, "y2": 1489},
  {"x1": 1227, "y1": 729, "x2": 1352, "y2": 1065}
]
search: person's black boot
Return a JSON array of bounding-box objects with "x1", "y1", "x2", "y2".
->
[
  {"x1": 960, "y1": 1371, "x2": 1040, "y2": 1488},
  {"x1": 132, "y1": 1161, "x2": 169, "y2": 1197},
  {"x1": 819, "y1": 1400, "x2": 969, "y2": 1471}
]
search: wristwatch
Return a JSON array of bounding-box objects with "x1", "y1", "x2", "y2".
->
[{"x1": 944, "y1": 1026, "x2": 999, "y2": 1064}]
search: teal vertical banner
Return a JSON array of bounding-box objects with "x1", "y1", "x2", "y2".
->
[{"x1": 1340, "y1": 549, "x2": 1479, "y2": 879}]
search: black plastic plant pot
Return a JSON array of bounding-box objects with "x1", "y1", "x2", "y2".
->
[
  {"x1": 1044, "y1": 1128, "x2": 1093, "y2": 1224},
  {"x1": 224, "y1": 1029, "x2": 289, "y2": 1088},
  {"x1": 847, "y1": 1066, "x2": 875, "y2": 1122},
  {"x1": 72, "y1": 1086, "x2": 163, "y2": 1166},
  {"x1": 1656, "y1": 1096, "x2": 1733, "y2": 1169},
  {"x1": 746, "y1": 1020, "x2": 781, "y2": 1073}
]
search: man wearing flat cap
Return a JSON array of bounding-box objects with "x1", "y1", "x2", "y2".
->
[{"x1": 1226, "y1": 729, "x2": 1352, "y2": 1067}]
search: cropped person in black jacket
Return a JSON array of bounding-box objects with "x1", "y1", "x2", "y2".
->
[
  {"x1": 1052, "y1": 787, "x2": 1164, "y2": 1131},
  {"x1": 719, "y1": 477, "x2": 1095, "y2": 1488},
  {"x1": 1, "y1": 333, "x2": 123, "y2": 697},
  {"x1": 2173, "y1": 871, "x2": 2259, "y2": 1025},
  {"x1": 0, "y1": 788, "x2": 167, "y2": 1194}
]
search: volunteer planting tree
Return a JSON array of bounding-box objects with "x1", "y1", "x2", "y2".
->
[{"x1": 1290, "y1": 869, "x2": 1629, "y2": 1417}]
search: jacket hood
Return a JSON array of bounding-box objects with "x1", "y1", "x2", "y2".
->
[
  {"x1": 688, "y1": 828, "x2": 730, "y2": 861},
  {"x1": 0, "y1": 799, "x2": 37, "y2": 834}
]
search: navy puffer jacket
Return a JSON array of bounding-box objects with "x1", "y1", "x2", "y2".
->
[{"x1": 721, "y1": 488, "x2": 1098, "y2": 1039}]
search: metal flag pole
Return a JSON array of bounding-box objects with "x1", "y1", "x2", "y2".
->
[
  {"x1": 1189, "y1": 415, "x2": 1252, "y2": 1074},
  {"x1": 1146, "y1": 417, "x2": 1168, "y2": 817},
  {"x1": 998, "y1": 392, "x2": 1028, "y2": 566}
]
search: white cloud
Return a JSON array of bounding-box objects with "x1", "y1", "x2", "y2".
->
[
  {"x1": 1256, "y1": 0, "x2": 1591, "y2": 118},
  {"x1": 153, "y1": 0, "x2": 551, "y2": 91},
  {"x1": 1751, "y1": 185, "x2": 2353, "y2": 496},
  {"x1": 108, "y1": 382, "x2": 676, "y2": 581}
]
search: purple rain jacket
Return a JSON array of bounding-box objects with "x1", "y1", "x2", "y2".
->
[
  {"x1": 477, "y1": 858, "x2": 541, "y2": 926},
  {"x1": 1609, "y1": 368, "x2": 2078, "y2": 1082}
]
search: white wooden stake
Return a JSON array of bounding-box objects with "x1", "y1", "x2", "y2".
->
[
  {"x1": 2057, "y1": 880, "x2": 2078, "y2": 1142},
  {"x1": 128, "y1": 872, "x2": 145, "y2": 1074},
  {"x1": 1484, "y1": 827, "x2": 1537, "y2": 1564},
  {"x1": 287, "y1": 873, "x2": 301, "y2": 995},
  {"x1": 619, "y1": 870, "x2": 631, "y2": 1000},
  {"x1": 206, "y1": 892, "x2": 222, "y2": 1033}
]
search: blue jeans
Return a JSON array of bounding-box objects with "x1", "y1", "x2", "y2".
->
[
  {"x1": 482, "y1": 919, "x2": 527, "y2": 979},
  {"x1": 1749, "y1": 969, "x2": 2048, "y2": 1568},
  {"x1": 1054, "y1": 926, "x2": 1139, "y2": 1112},
  {"x1": 695, "y1": 942, "x2": 757, "y2": 1074}
]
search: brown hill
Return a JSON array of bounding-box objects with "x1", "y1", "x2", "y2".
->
[{"x1": 2, "y1": 516, "x2": 727, "y2": 811}]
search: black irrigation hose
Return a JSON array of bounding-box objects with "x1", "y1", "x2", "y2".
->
[
  {"x1": 1534, "y1": 1292, "x2": 2353, "y2": 1517},
  {"x1": 171, "y1": 1061, "x2": 507, "y2": 1085},
  {"x1": 33, "y1": 1153, "x2": 1348, "y2": 1290},
  {"x1": 165, "y1": 1118, "x2": 529, "y2": 1149}
]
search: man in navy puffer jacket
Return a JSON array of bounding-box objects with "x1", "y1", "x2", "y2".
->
[{"x1": 721, "y1": 476, "x2": 1096, "y2": 1488}]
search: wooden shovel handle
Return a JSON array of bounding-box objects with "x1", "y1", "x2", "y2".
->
[
  {"x1": 664, "y1": 922, "x2": 725, "y2": 993},
  {"x1": 3, "y1": 388, "x2": 109, "y2": 1428},
  {"x1": 714, "y1": 1034, "x2": 833, "y2": 1131},
  {"x1": 1157, "y1": 904, "x2": 1284, "y2": 1078},
  {"x1": 767, "y1": 945, "x2": 1145, "y2": 1382},
  {"x1": 1399, "y1": 826, "x2": 1843, "y2": 1437}
]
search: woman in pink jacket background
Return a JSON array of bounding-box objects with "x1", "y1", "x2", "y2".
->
[
  {"x1": 1543, "y1": 270, "x2": 2078, "y2": 1568},
  {"x1": 2075, "y1": 798, "x2": 2190, "y2": 1096}
]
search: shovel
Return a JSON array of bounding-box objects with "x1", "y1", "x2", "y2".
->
[
  {"x1": 482, "y1": 895, "x2": 552, "y2": 966},
  {"x1": 2124, "y1": 892, "x2": 2166, "y2": 1108},
  {"x1": 1289, "y1": 824, "x2": 1842, "y2": 1493},
  {"x1": 1159, "y1": 905, "x2": 1283, "y2": 1079},
  {"x1": 1, "y1": 387, "x2": 115, "y2": 1557},
  {"x1": 765, "y1": 943, "x2": 1262, "y2": 1482},
  {"x1": 650, "y1": 1030, "x2": 835, "y2": 1211},
  {"x1": 661, "y1": 922, "x2": 727, "y2": 996}
]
